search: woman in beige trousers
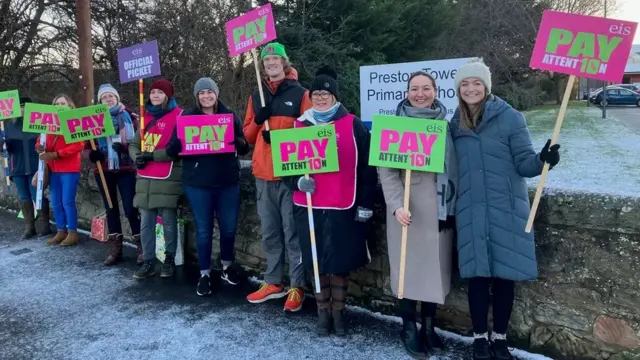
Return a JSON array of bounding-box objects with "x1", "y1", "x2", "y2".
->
[{"x1": 379, "y1": 71, "x2": 457, "y2": 359}]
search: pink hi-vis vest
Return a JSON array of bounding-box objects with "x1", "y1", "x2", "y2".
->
[
  {"x1": 292, "y1": 114, "x2": 357, "y2": 210},
  {"x1": 137, "y1": 107, "x2": 182, "y2": 179}
]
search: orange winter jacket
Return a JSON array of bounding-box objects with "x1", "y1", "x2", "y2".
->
[
  {"x1": 243, "y1": 67, "x2": 313, "y2": 181},
  {"x1": 36, "y1": 134, "x2": 84, "y2": 173}
]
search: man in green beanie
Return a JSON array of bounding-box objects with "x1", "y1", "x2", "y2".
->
[{"x1": 243, "y1": 42, "x2": 313, "y2": 312}]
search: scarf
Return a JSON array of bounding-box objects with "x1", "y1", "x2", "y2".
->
[
  {"x1": 311, "y1": 102, "x2": 341, "y2": 123},
  {"x1": 97, "y1": 103, "x2": 135, "y2": 170},
  {"x1": 145, "y1": 98, "x2": 177, "y2": 120},
  {"x1": 397, "y1": 98, "x2": 458, "y2": 220}
]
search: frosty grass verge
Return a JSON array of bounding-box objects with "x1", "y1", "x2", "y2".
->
[{"x1": 525, "y1": 106, "x2": 640, "y2": 198}]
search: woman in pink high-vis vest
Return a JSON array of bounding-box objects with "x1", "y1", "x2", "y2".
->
[{"x1": 282, "y1": 66, "x2": 377, "y2": 337}]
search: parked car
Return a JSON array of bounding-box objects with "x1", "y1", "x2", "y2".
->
[
  {"x1": 590, "y1": 86, "x2": 640, "y2": 107},
  {"x1": 615, "y1": 84, "x2": 640, "y2": 94}
]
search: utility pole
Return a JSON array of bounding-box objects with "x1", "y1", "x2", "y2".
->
[
  {"x1": 602, "y1": 0, "x2": 607, "y2": 118},
  {"x1": 76, "y1": 0, "x2": 94, "y2": 107}
]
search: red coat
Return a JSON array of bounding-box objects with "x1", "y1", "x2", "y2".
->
[{"x1": 36, "y1": 134, "x2": 84, "y2": 173}]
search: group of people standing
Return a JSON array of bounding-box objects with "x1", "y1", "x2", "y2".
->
[{"x1": 2, "y1": 42, "x2": 561, "y2": 360}]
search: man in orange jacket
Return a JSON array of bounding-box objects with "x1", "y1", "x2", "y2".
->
[{"x1": 243, "y1": 42, "x2": 312, "y2": 312}]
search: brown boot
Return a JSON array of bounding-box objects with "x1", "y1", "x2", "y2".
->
[
  {"x1": 132, "y1": 234, "x2": 143, "y2": 265},
  {"x1": 103, "y1": 234, "x2": 123, "y2": 266},
  {"x1": 60, "y1": 230, "x2": 79, "y2": 247},
  {"x1": 35, "y1": 198, "x2": 52, "y2": 237},
  {"x1": 19, "y1": 200, "x2": 36, "y2": 239},
  {"x1": 330, "y1": 275, "x2": 349, "y2": 337},
  {"x1": 47, "y1": 231, "x2": 67, "y2": 245}
]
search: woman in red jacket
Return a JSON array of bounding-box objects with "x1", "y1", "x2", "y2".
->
[{"x1": 36, "y1": 94, "x2": 85, "y2": 246}]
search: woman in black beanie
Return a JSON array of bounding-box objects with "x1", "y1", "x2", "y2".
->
[{"x1": 282, "y1": 66, "x2": 378, "y2": 337}]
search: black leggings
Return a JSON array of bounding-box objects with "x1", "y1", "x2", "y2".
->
[
  {"x1": 468, "y1": 277, "x2": 515, "y2": 335},
  {"x1": 399, "y1": 299, "x2": 437, "y2": 323}
]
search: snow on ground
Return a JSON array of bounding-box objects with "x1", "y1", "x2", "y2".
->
[
  {"x1": 524, "y1": 106, "x2": 640, "y2": 198},
  {"x1": 0, "y1": 212, "x2": 552, "y2": 360}
]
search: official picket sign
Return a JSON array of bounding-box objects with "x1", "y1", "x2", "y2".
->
[
  {"x1": 359, "y1": 57, "x2": 473, "y2": 128},
  {"x1": 117, "y1": 40, "x2": 162, "y2": 83}
]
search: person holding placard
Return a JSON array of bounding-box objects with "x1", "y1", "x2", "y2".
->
[
  {"x1": 1, "y1": 96, "x2": 51, "y2": 238},
  {"x1": 129, "y1": 79, "x2": 184, "y2": 280},
  {"x1": 165, "y1": 77, "x2": 249, "y2": 295},
  {"x1": 243, "y1": 42, "x2": 313, "y2": 312},
  {"x1": 379, "y1": 71, "x2": 457, "y2": 358},
  {"x1": 36, "y1": 94, "x2": 84, "y2": 246},
  {"x1": 450, "y1": 58, "x2": 560, "y2": 360},
  {"x1": 87, "y1": 83, "x2": 141, "y2": 266},
  {"x1": 282, "y1": 66, "x2": 377, "y2": 336}
]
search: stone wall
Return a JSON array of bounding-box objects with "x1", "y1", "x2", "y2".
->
[{"x1": 2, "y1": 167, "x2": 640, "y2": 360}]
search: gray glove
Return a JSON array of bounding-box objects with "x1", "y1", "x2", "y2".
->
[
  {"x1": 297, "y1": 176, "x2": 315, "y2": 194},
  {"x1": 355, "y1": 206, "x2": 373, "y2": 222}
]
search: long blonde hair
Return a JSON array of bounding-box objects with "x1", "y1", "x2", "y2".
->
[{"x1": 52, "y1": 94, "x2": 77, "y2": 109}]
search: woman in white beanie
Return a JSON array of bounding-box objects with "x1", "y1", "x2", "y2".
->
[{"x1": 450, "y1": 58, "x2": 561, "y2": 360}]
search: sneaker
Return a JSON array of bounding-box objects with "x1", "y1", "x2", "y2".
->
[
  {"x1": 221, "y1": 266, "x2": 241, "y2": 285},
  {"x1": 283, "y1": 288, "x2": 304, "y2": 312},
  {"x1": 491, "y1": 338, "x2": 514, "y2": 360},
  {"x1": 197, "y1": 274, "x2": 212, "y2": 296},
  {"x1": 473, "y1": 338, "x2": 492, "y2": 360},
  {"x1": 246, "y1": 283, "x2": 286, "y2": 304},
  {"x1": 133, "y1": 261, "x2": 156, "y2": 279},
  {"x1": 160, "y1": 256, "x2": 175, "y2": 278}
]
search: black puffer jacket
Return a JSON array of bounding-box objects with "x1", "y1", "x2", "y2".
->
[{"x1": 2, "y1": 118, "x2": 39, "y2": 178}]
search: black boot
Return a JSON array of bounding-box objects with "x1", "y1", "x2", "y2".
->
[
  {"x1": 490, "y1": 334, "x2": 514, "y2": 360},
  {"x1": 420, "y1": 316, "x2": 445, "y2": 353},
  {"x1": 160, "y1": 254, "x2": 175, "y2": 278},
  {"x1": 332, "y1": 308, "x2": 347, "y2": 337},
  {"x1": 133, "y1": 261, "x2": 156, "y2": 279},
  {"x1": 35, "y1": 198, "x2": 52, "y2": 236},
  {"x1": 400, "y1": 321, "x2": 427, "y2": 360},
  {"x1": 473, "y1": 337, "x2": 492, "y2": 360},
  {"x1": 317, "y1": 308, "x2": 331, "y2": 336}
]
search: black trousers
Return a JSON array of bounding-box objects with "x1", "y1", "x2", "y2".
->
[
  {"x1": 399, "y1": 299, "x2": 437, "y2": 323},
  {"x1": 468, "y1": 277, "x2": 515, "y2": 335}
]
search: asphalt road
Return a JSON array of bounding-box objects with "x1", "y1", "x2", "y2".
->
[
  {"x1": 0, "y1": 210, "x2": 548, "y2": 360},
  {"x1": 600, "y1": 105, "x2": 640, "y2": 134}
]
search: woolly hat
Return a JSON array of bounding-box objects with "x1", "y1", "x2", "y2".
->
[
  {"x1": 150, "y1": 79, "x2": 174, "y2": 99},
  {"x1": 193, "y1": 77, "x2": 219, "y2": 98},
  {"x1": 97, "y1": 83, "x2": 120, "y2": 102},
  {"x1": 309, "y1": 65, "x2": 338, "y2": 101},
  {"x1": 455, "y1": 57, "x2": 492, "y2": 94},
  {"x1": 260, "y1": 42, "x2": 288, "y2": 60}
]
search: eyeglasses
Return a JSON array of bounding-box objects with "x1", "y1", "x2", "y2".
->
[{"x1": 311, "y1": 92, "x2": 331, "y2": 99}]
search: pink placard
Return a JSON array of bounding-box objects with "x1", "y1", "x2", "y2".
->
[
  {"x1": 225, "y1": 3, "x2": 277, "y2": 57},
  {"x1": 177, "y1": 114, "x2": 235, "y2": 156},
  {"x1": 530, "y1": 10, "x2": 638, "y2": 82}
]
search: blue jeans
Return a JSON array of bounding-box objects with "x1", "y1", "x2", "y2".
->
[
  {"x1": 184, "y1": 184, "x2": 240, "y2": 271},
  {"x1": 12, "y1": 175, "x2": 37, "y2": 201},
  {"x1": 49, "y1": 172, "x2": 80, "y2": 231}
]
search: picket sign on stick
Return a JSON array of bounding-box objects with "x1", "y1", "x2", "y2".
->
[
  {"x1": 251, "y1": 49, "x2": 270, "y2": 131},
  {"x1": 396, "y1": 170, "x2": 412, "y2": 299},
  {"x1": 0, "y1": 122, "x2": 9, "y2": 187},
  {"x1": 526, "y1": 10, "x2": 638, "y2": 232},
  {"x1": 35, "y1": 134, "x2": 47, "y2": 210},
  {"x1": 89, "y1": 139, "x2": 113, "y2": 209},
  {"x1": 304, "y1": 173, "x2": 321, "y2": 293},
  {"x1": 525, "y1": 75, "x2": 575, "y2": 232}
]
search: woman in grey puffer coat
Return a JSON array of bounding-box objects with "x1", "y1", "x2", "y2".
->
[{"x1": 449, "y1": 58, "x2": 560, "y2": 360}]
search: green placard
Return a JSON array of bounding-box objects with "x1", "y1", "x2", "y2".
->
[
  {"x1": 59, "y1": 104, "x2": 115, "y2": 143},
  {"x1": 0, "y1": 90, "x2": 21, "y2": 121},
  {"x1": 368, "y1": 114, "x2": 447, "y2": 173},
  {"x1": 271, "y1": 124, "x2": 339, "y2": 177},
  {"x1": 22, "y1": 103, "x2": 69, "y2": 134}
]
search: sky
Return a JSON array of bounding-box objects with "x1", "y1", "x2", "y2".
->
[{"x1": 614, "y1": 0, "x2": 640, "y2": 44}]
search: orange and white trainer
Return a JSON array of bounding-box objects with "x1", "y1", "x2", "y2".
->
[
  {"x1": 283, "y1": 288, "x2": 304, "y2": 312},
  {"x1": 246, "y1": 283, "x2": 287, "y2": 303}
]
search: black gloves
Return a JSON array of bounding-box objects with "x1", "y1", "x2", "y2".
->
[
  {"x1": 166, "y1": 137, "x2": 182, "y2": 158},
  {"x1": 539, "y1": 139, "x2": 560, "y2": 168},
  {"x1": 89, "y1": 150, "x2": 105, "y2": 163},
  {"x1": 228, "y1": 137, "x2": 247, "y2": 149},
  {"x1": 135, "y1": 152, "x2": 154, "y2": 169},
  {"x1": 254, "y1": 106, "x2": 271, "y2": 126},
  {"x1": 112, "y1": 142, "x2": 124, "y2": 153},
  {"x1": 261, "y1": 130, "x2": 271, "y2": 144}
]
